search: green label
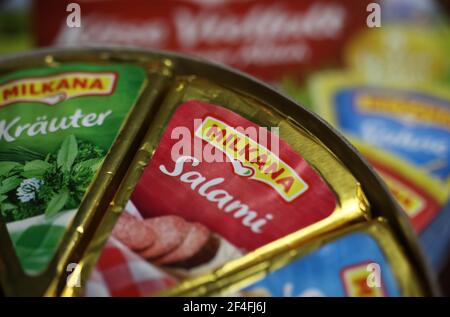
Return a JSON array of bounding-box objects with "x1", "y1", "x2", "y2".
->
[{"x1": 0, "y1": 63, "x2": 146, "y2": 275}]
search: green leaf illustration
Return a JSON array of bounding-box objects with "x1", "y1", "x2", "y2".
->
[
  {"x1": 57, "y1": 135, "x2": 78, "y2": 172},
  {"x1": 0, "y1": 147, "x2": 44, "y2": 162},
  {"x1": 1, "y1": 136, "x2": 106, "y2": 222},
  {"x1": 45, "y1": 190, "x2": 69, "y2": 218},
  {"x1": 73, "y1": 157, "x2": 103, "y2": 173},
  {"x1": 1, "y1": 202, "x2": 16, "y2": 211},
  {"x1": 0, "y1": 176, "x2": 22, "y2": 194},
  {"x1": 22, "y1": 160, "x2": 52, "y2": 178},
  {"x1": 0, "y1": 161, "x2": 22, "y2": 177}
]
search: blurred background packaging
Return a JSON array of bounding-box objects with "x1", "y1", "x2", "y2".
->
[{"x1": 0, "y1": 0, "x2": 449, "y2": 295}]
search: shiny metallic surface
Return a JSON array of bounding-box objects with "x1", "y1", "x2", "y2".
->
[{"x1": 0, "y1": 47, "x2": 438, "y2": 296}]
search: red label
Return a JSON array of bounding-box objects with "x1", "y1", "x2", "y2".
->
[
  {"x1": 131, "y1": 100, "x2": 336, "y2": 251},
  {"x1": 34, "y1": 0, "x2": 371, "y2": 82}
]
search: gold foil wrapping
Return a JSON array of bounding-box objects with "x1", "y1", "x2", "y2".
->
[
  {"x1": 163, "y1": 220, "x2": 425, "y2": 297},
  {"x1": 0, "y1": 48, "x2": 438, "y2": 297}
]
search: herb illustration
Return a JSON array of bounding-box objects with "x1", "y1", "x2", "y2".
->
[{"x1": 0, "y1": 135, "x2": 104, "y2": 222}]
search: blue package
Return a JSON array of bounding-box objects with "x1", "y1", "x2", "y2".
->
[
  {"x1": 242, "y1": 232, "x2": 401, "y2": 297},
  {"x1": 334, "y1": 87, "x2": 450, "y2": 181}
]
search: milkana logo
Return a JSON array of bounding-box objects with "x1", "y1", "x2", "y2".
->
[
  {"x1": 0, "y1": 71, "x2": 118, "y2": 107},
  {"x1": 195, "y1": 116, "x2": 308, "y2": 202},
  {"x1": 341, "y1": 262, "x2": 385, "y2": 297},
  {"x1": 376, "y1": 170, "x2": 424, "y2": 217},
  {"x1": 356, "y1": 93, "x2": 450, "y2": 128}
]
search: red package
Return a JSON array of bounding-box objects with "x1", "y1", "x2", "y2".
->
[
  {"x1": 131, "y1": 100, "x2": 336, "y2": 251},
  {"x1": 33, "y1": 0, "x2": 372, "y2": 82}
]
